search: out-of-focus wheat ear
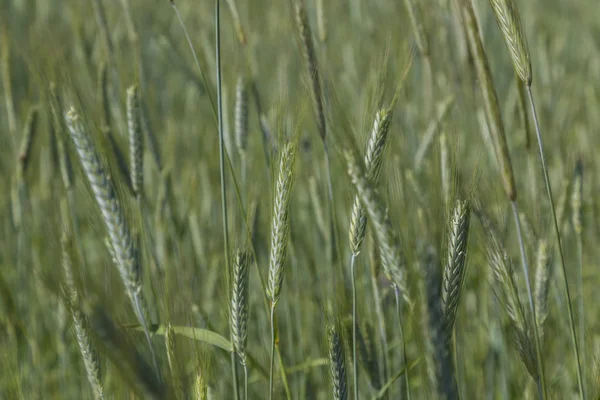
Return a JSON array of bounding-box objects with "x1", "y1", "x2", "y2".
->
[
  {"x1": 49, "y1": 85, "x2": 74, "y2": 190},
  {"x1": 98, "y1": 62, "x2": 112, "y2": 136},
  {"x1": 65, "y1": 107, "x2": 159, "y2": 376},
  {"x1": 127, "y1": 84, "x2": 143, "y2": 197},
  {"x1": 516, "y1": 79, "x2": 531, "y2": 150},
  {"x1": 316, "y1": 0, "x2": 326, "y2": 42},
  {"x1": 140, "y1": 99, "x2": 162, "y2": 171},
  {"x1": 440, "y1": 132, "x2": 450, "y2": 207},
  {"x1": 488, "y1": 0, "x2": 532, "y2": 85},
  {"x1": 266, "y1": 140, "x2": 298, "y2": 306},
  {"x1": 402, "y1": 0, "x2": 432, "y2": 115},
  {"x1": 534, "y1": 239, "x2": 552, "y2": 330},
  {"x1": 295, "y1": 0, "x2": 327, "y2": 143},
  {"x1": 194, "y1": 368, "x2": 208, "y2": 400},
  {"x1": 486, "y1": 228, "x2": 539, "y2": 383},
  {"x1": 356, "y1": 322, "x2": 381, "y2": 391},
  {"x1": 349, "y1": 109, "x2": 392, "y2": 256},
  {"x1": 92, "y1": 0, "x2": 114, "y2": 59},
  {"x1": 458, "y1": 0, "x2": 517, "y2": 202},
  {"x1": 345, "y1": 150, "x2": 410, "y2": 305},
  {"x1": 328, "y1": 324, "x2": 348, "y2": 400},
  {"x1": 442, "y1": 200, "x2": 471, "y2": 343},
  {"x1": 165, "y1": 322, "x2": 183, "y2": 399},
  {"x1": 235, "y1": 77, "x2": 249, "y2": 156},
  {"x1": 403, "y1": 0, "x2": 429, "y2": 58},
  {"x1": 17, "y1": 106, "x2": 39, "y2": 179},
  {"x1": 235, "y1": 76, "x2": 249, "y2": 194},
  {"x1": 572, "y1": 159, "x2": 583, "y2": 237},
  {"x1": 555, "y1": 177, "x2": 571, "y2": 233},
  {"x1": 231, "y1": 250, "x2": 250, "y2": 364},
  {"x1": 98, "y1": 62, "x2": 132, "y2": 192},
  {"x1": 225, "y1": 0, "x2": 246, "y2": 45},
  {"x1": 2, "y1": 32, "x2": 17, "y2": 151},
  {"x1": 61, "y1": 232, "x2": 104, "y2": 400}
]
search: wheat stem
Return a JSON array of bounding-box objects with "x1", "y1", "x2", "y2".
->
[
  {"x1": 269, "y1": 304, "x2": 276, "y2": 400},
  {"x1": 511, "y1": 201, "x2": 547, "y2": 399},
  {"x1": 526, "y1": 86, "x2": 584, "y2": 399},
  {"x1": 394, "y1": 285, "x2": 411, "y2": 400},
  {"x1": 350, "y1": 254, "x2": 358, "y2": 400}
]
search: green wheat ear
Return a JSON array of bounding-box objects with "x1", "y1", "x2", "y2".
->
[{"x1": 488, "y1": 0, "x2": 532, "y2": 85}]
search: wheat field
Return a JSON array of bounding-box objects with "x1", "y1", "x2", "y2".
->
[{"x1": 1, "y1": 0, "x2": 599, "y2": 399}]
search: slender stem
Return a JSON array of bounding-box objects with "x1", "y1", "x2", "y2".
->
[
  {"x1": 526, "y1": 86, "x2": 585, "y2": 399},
  {"x1": 171, "y1": 2, "x2": 217, "y2": 122},
  {"x1": 324, "y1": 147, "x2": 340, "y2": 271},
  {"x1": 371, "y1": 269, "x2": 389, "y2": 391},
  {"x1": 215, "y1": 1, "x2": 236, "y2": 398},
  {"x1": 243, "y1": 363, "x2": 248, "y2": 400},
  {"x1": 350, "y1": 254, "x2": 358, "y2": 400},
  {"x1": 269, "y1": 304, "x2": 276, "y2": 400},
  {"x1": 394, "y1": 285, "x2": 411, "y2": 400},
  {"x1": 510, "y1": 201, "x2": 546, "y2": 399},
  {"x1": 577, "y1": 235, "x2": 585, "y2": 397}
]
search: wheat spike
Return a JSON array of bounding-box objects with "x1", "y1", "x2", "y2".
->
[
  {"x1": 231, "y1": 250, "x2": 250, "y2": 365},
  {"x1": 345, "y1": 150, "x2": 410, "y2": 304},
  {"x1": 66, "y1": 108, "x2": 140, "y2": 295},
  {"x1": 349, "y1": 109, "x2": 392, "y2": 255},
  {"x1": 266, "y1": 140, "x2": 298, "y2": 305},
  {"x1": 486, "y1": 226, "x2": 538, "y2": 380},
  {"x1": 442, "y1": 199, "x2": 471, "y2": 343},
  {"x1": 65, "y1": 107, "x2": 159, "y2": 376},
  {"x1": 488, "y1": 0, "x2": 532, "y2": 85}
]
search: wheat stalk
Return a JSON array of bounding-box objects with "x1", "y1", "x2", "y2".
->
[{"x1": 572, "y1": 158, "x2": 585, "y2": 391}]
